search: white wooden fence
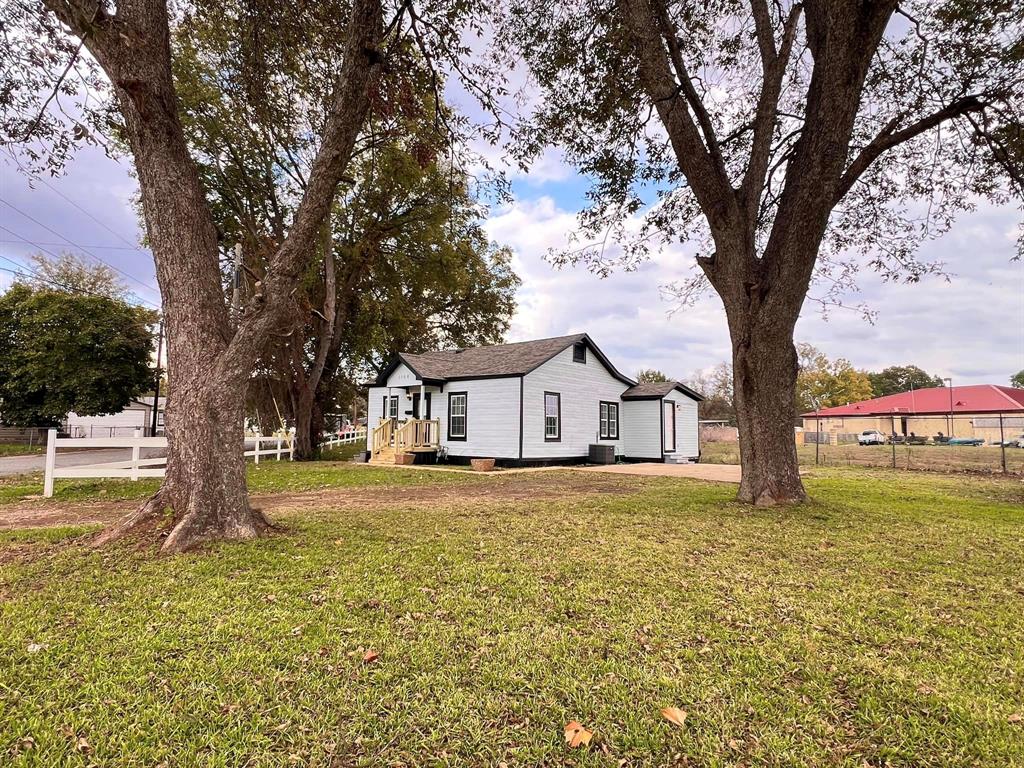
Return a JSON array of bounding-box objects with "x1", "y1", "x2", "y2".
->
[
  {"x1": 43, "y1": 429, "x2": 295, "y2": 498},
  {"x1": 321, "y1": 428, "x2": 367, "y2": 450}
]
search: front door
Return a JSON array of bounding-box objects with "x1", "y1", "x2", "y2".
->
[
  {"x1": 412, "y1": 393, "x2": 431, "y2": 419},
  {"x1": 663, "y1": 401, "x2": 676, "y2": 452}
]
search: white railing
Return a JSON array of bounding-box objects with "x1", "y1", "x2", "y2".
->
[
  {"x1": 321, "y1": 428, "x2": 367, "y2": 449},
  {"x1": 43, "y1": 429, "x2": 294, "y2": 498}
]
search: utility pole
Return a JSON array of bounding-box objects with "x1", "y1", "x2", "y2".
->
[
  {"x1": 151, "y1": 319, "x2": 164, "y2": 436},
  {"x1": 231, "y1": 242, "x2": 243, "y2": 328},
  {"x1": 943, "y1": 377, "x2": 954, "y2": 437}
]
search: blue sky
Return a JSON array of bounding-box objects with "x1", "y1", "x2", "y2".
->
[{"x1": 1, "y1": 136, "x2": 1022, "y2": 386}]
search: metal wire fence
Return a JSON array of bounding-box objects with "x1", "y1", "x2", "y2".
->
[{"x1": 801, "y1": 413, "x2": 1024, "y2": 475}]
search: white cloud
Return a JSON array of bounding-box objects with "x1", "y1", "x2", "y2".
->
[{"x1": 487, "y1": 191, "x2": 1024, "y2": 384}]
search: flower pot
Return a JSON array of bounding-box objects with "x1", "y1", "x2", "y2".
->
[
  {"x1": 395, "y1": 452, "x2": 416, "y2": 465},
  {"x1": 470, "y1": 458, "x2": 496, "y2": 472}
]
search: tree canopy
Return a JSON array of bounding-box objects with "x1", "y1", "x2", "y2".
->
[
  {"x1": 636, "y1": 368, "x2": 670, "y2": 382},
  {"x1": 796, "y1": 344, "x2": 873, "y2": 412},
  {"x1": 1011, "y1": 370, "x2": 1024, "y2": 388},
  {"x1": 867, "y1": 365, "x2": 945, "y2": 397},
  {"x1": 495, "y1": 0, "x2": 1023, "y2": 504},
  {"x1": 0, "y1": 283, "x2": 155, "y2": 426}
]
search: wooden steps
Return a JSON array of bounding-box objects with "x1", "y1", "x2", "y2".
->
[{"x1": 369, "y1": 447, "x2": 395, "y2": 465}]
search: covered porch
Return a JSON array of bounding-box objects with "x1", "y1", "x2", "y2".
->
[{"x1": 370, "y1": 381, "x2": 442, "y2": 464}]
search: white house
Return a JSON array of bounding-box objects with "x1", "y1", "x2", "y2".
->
[
  {"x1": 365, "y1": 334, "x2": 703, "y2": 466},
  {"x1": 64, "y1": 396, "x2": 166, "y2": 438}
]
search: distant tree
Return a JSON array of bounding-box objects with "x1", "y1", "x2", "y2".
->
[
  {"x1": 636, "y1": 368, "x2": 670, "y2": 383},
  {"x1": 867, "y1": 366, "x2": 945, "y2": 397},
  {"x1": 1011, "y1": 370, "x2": 1024, "y2": 388},
  {"x1": 685, "y1": 362, "x2": 735, "y2": 424},
  {"x1": 0, "y1": 285, "x2": 155, "y2": 426},
  {"x1": 796, "y1": 344, "x2": 873, "y2": 412},
  {"x1": 26, "y1": 252, "x2": 129, "y2": 300}
]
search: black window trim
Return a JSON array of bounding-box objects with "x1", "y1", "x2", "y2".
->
[
  {"x1": 599, "y1": 400, "x2": 619, "y2": 440},
  {"x1": 544, "y1": 391, "x2": 561, "y2": 442},
  {"x1": 572, "y1": 342, "x2": 586, "y2": 363},
  {"x1": 388, "y1": 394, "x2": 399, "y2": 419},
  {"x1": 447, "y1": 391, "x2": 468, "y2": 441}
]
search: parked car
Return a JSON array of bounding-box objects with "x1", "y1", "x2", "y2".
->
[
  {"x1": 1000, "y1": 434, "x2": 1024, "y2": 448},
  {"x1": 858, "y1": 430, "x2": 887, "y2": 446}
]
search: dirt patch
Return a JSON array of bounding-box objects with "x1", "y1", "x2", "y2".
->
[{"x1": 0, "y1": 471, "x2": 641, "y2": 531}]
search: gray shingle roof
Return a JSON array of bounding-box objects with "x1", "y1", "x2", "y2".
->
[
  {"x1": 399, "y1": 334, "x2": 588, "y2": 380},
  {"x1": 622, "y1": 381, "x2": 705, "y2": 401}
]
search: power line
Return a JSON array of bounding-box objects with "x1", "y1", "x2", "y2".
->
[
  {"x1": 0, "y1": 252, "x2": 157, "y2": 305},
  {"x1": 36, "y1": 176, "x2": 143, "y2": 250},
  {"x1": 0, "y1": 196, "x2": 159, "y2": 297},
  {"x1": 0, "y1": 239, "x2": 147, "y2": 251},
  {"x1": 0, "y1": 221, "x2": 159, "y2": 309}
]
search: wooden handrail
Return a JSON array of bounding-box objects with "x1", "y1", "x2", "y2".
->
[
  {"x1": 394, "y1": 418, "x2": 441, "y2": 453},
  {"x1": 371, "y1": 418, "x2": 394, "y2": 455}
]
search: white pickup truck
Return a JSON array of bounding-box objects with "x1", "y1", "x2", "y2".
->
[{"x1": 857, "y1": 429, "x2": 887, "y2": 446}]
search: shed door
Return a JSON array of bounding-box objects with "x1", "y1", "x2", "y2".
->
[{"x1": 663, "y1": 401, "x2": 676, "y2": 452}]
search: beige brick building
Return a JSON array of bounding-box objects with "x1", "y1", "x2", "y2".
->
[{"x1": 801, "y1": 385, "x2": 1024, "y2": 444}]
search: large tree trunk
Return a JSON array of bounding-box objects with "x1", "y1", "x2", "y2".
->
[
  {"x1": 94, "y1": 370, "x2": 269, "y2": 552},
  {"x1": 42, "y1": 0, "x2": 384, "y2": 552},
  {"x1": 729, "y1": 321, "x2": 805, "y2": 505},
  {"x1": 291, "y1": 383, "x2": 318, "y2": 460}
]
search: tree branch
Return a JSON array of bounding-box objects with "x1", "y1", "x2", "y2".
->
[
  {"x1": 223, "y1": 0, "x2": 384, "y2": 374},
  {"x1": 834, "y1": 94, "x2": 986, "y2": 203},
  {"x1": 615, "y1": 0, "x2": 738, "y2": 234},
  {"x1": 740, "y1": 2, "x2": 802, "y2": 222}
]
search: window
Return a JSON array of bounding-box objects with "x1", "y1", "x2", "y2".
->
[
  {"x1": 599, "y1": 401, "x2": 619, "y2": 439},
  {"x1": 448, "y1": 392, "x2": 467, "y2": 440},
  {"x1": 388, "y1": 395, "x2": 399, "y2": 419},
  {"x1": 572, "y1": 342, "x2": 586, "y2": 363},
  {"x1": 544, "y1": 392, "x2": 561, "y2": 441}
]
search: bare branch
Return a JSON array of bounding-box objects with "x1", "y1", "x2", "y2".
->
[{"x1": 835, "y1": 94, "x2": 987, "y2": 203}]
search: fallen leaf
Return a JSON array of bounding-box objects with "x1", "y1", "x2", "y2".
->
[
  {"x1": 1009, "y1": 713, "x2": 1023, "y2": 724},
  {"x1": 17, "y1": 736, "x2": 35, "y2": 752},
  {"x1": 564, "y1": 720, "x2": 593, "y2": 748},
  {"x1": 75, "y1": 736, "x2": 92, "y2": 754},
  {"x1": 661, "y1": 707, "x2": 688, "y2": 728},
  {"x1": 362, "y1": 649, "x2": 379, "y2": 664},
  {"x1": 27, "y1": 643, "x2": 45, "y2": 654}
]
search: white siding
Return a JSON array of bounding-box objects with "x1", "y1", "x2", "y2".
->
[
  {"x1": 621, "y1": 400, "x2": 661, "y2": 459},
  {"x1": 366, "y1": 386, "x2": 387, "y2": 450},
  {"x1": 435, "y1": 378, "x2": 520, "y2": 459},
  {"x1": 65, "y1": 406, "x2": 149, "y2": 437},
  {"x1": 522, "y1": 345, "x2": 628, "y2": 458},
  {"x1": 385, "y1": 363, "x2": 419, "y2": 388},
  {"x1": 664, "y1": 390, "x2": 699, "y2": 459}
]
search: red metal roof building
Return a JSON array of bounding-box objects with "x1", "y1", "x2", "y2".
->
[{"x1": 801, "y1": 385, "x2": 1024, "y2": 418}]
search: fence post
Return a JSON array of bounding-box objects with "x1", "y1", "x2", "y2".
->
[
  {"x1": 43, "y1": 429, "x2": 57, "y2": 498},
  {"x1": 254, "y1": 438, "x2": 260, "y2": 464},
  {"x1": 890, "y1": 414, "x2": 896, "y2": 469},
  {"x1": 999, "y1": 413, "x2": 1007, "y2": 474},
  {"x1": 276, "y1": 438, "x2": 282, "y2": 460},
  {"x1": 288, "y1": 438, "x2": 294, "y2": 461},
  {"x1": 131, "y1": 428, "x2": 141, "y2": 481}
]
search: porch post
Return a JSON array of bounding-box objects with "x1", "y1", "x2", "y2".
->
[{"x1": 420, "y1": 384, "x2": 426, "y2": 418}]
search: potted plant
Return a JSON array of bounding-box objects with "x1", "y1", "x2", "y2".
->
[
  {"x1": 395, "y1": 452, "x2": 416, "y2": 465},
  {"x1": 470, "y1": 458, "x2": 496, "y2": 472}
]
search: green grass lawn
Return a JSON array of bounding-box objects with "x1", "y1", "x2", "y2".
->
[
  {"x1": 0, "y1": 444, "x2": 43, "y2": 458},
  {"x1": 0, "y1": 457, "x2": 479, "y2": 507},
  {"x1": 1, "y1": 464, "x2": 1023, "y2": 766},
  {"x1": 702, "y1": 440, "x2": 1024, "y2": 475}
]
